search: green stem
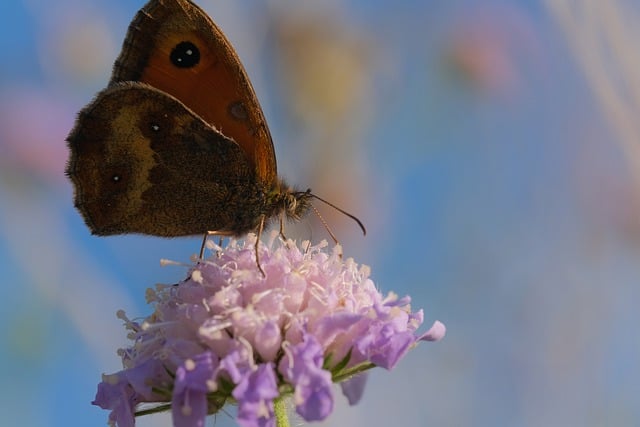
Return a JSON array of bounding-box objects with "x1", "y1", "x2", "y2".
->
[{"x1": 274, "y1": 397, "x2": 290, "y2": 427}]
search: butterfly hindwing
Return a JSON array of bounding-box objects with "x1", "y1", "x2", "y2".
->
[{"x1": 66, "y1": 82, "x2": 259, "y2": 236}]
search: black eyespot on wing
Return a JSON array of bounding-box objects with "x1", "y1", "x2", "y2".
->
[
  {"x1": 103, "y1": 164, "x2": 131, "y2": 194},
  {"x1": 140, "y1": 110, "x2": 172, "y2": 144},
  {"x1": 228, "y1": 101, "x2": 249, "y2": 121},
  {"x1": 170, "y1": 41, "x2": 200, "y2": 68}
]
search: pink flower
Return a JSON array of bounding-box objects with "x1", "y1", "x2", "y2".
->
[{"x1": 93, "y1": 234, "x2": 445, "y2": 426}]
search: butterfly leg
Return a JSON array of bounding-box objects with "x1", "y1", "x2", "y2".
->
[
  {"x1": 279, "y1": 212, "x2": 287, "y2": 241},
  {"x1": 200, "y1": 230, "x2": 233, "y2": 259},
  {"x1": 255, "y1": 215, "x2": 266, "y2": 277},
  {"x1": 199, "y1": 233, "x2": 208, "y2": 259}
]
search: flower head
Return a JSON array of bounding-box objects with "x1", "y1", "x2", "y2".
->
[{"x1": 94, "y1": 234, "x2": 445, "y2": 426}]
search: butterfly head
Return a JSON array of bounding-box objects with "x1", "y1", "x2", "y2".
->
[{"x1": 284, "y1": 188, "x2": 313, "y2": 221}]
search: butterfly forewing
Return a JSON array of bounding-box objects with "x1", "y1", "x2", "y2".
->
[{"x1": 110, "y1": 0, "x2": 277, "y2": 184}]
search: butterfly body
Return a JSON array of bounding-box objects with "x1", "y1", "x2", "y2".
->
[{"x1": 66, "y1": 0, "x2": 313, "y2": 241}]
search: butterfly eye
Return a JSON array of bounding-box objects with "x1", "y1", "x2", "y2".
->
[
  {"x1": 150, "y1": 123, "x2": 160, "y2": 132},
  {"x1": 170, "y1": 41, "x2": 200, "y2": 68},
  {"x1": 112, "y1": 174, "x2": 122, "y2": 183}
]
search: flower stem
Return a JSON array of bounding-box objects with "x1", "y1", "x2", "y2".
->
[{"x1": 274, "y1": 397, "x2": 290, "y2": 427}]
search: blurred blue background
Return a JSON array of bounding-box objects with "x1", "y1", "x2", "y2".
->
[{"x1": 1, "y1": 0, "x2": 639, "y2": 426}]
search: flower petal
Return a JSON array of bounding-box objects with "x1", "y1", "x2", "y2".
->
[
  {"x1": 93, "y1": 372, "x2": 136, "y2": 427},
  {"x1": 233, "y1": 363, "x2": 279, "y2": 427},
  {"x1": 171, "y1": 352, "x2": 218, "y2": 427},
  {"x1": 279, "y1": 335, "x2": 334, "y2": 421},
  {"x1": 419, "y1": 320, "x2": 446, "y2": 342},
  {"x1": 340, "y1": 373, "x2": 368, "y2": 405}
]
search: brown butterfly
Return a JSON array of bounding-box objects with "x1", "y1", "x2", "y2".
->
[{"x1": 66, "y1": 0, "x2": 364, "y2": 272}]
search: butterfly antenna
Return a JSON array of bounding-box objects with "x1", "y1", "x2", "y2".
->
[
  {"x1": 309, "y1": 194, "x2": 367, "y2": 236},
  {"x1": 310, "y1": 203, "x2": 339, "y2": 245}
]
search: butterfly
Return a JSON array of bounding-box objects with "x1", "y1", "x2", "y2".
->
[{"x1": 66, "y1": 0, "x2": 364, "y2": 273}]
